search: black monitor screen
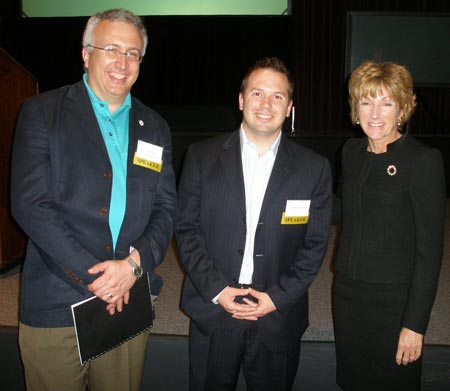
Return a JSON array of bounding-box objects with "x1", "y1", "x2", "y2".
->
[{"x1": 346, "y1": 12, "x2": 450, "y2": 87}]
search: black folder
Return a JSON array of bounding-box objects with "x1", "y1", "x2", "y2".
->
[{"x1": 71, "y1": 273, "x2": 153, "y2": 364}]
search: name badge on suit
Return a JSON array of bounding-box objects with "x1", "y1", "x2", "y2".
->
[
  {"x1": 281, "y1": 199, "x2": 311, "y2": 224},
  {"x1": 133, "y1": 140, "x2": 163, "y2": 172}
]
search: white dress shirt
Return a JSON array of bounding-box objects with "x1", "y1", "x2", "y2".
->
[
  {"x1": 238, "y1": 127, "x2": 281, "y2": 283},
  {"x1": 212, "y1": 127, "x2": 281, "y2": 303}
]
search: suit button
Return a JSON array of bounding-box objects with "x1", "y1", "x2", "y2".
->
[
  {"x1": 99, "y1": 207, "x2": 108, "y2": 216},
  {"x1": 238, "y1": 249, "x2": 244, "y2": 255},
  {"x1": 104, "y1": 245, "x2": 112, "y2": 252},
  {"x1": 104, "y1": 172, "x2": 112, "y2": 179}
]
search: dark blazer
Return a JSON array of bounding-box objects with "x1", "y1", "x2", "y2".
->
[
  {"x1": 333, "y1": 136, "x2": 446, "y2": 333},
  {"x1": 176, "y1": 130, "x2": 332, "y2": 350},
  {"x1": 11, "y1": 80, "x2": 177, "y2": 327}
]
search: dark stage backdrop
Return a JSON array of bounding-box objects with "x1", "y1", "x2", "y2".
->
[
  {"x1": 292, "y1": 0, "x2": 450, "y2": 135},
  {"x1": 0, "y1": 0, "x2": 449, "y2": 135}
]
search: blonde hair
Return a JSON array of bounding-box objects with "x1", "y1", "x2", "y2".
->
[{"x1": 348, "y1": 61, "x2": 416, "y2": 126}]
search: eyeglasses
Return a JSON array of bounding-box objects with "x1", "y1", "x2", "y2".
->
[{"x1": 86, "y1": 44, "x2": 142, "y2": 63}]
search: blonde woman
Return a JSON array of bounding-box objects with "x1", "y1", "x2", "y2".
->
[{"x1": 332, "y1": 61, "x2": 446, "y2": 390}]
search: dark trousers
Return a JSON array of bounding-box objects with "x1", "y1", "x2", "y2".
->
[{"x1": 188, "y1": 316, "x2": 302, "y2": 391}]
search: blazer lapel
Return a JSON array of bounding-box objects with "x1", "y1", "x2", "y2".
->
[
  {"x1": 260, "y1": 135, "x2": 295, "y2": 213},
  {"x1": 66, "y1": 81, "x2": 109, "y2": 159},
  {"x1": 127, "y1": 107, "x2": 139, "y2": 169},
  {"x1": 219, "y1": 131, "x2": 246, "y2": 217}
]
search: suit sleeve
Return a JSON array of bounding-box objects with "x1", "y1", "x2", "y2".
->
[
  {"x1": 10, "y1": 99, "x2": 100, "y2": 293},
  {"x1": 401, "y1": 148, "x2": 446, "y2": 334},
  {"x1": 267, "y1": 158, "x2": 333, "y2": 315},
  {"x1": 175, "y1": 145, "x2": 230, "y2": 302}
]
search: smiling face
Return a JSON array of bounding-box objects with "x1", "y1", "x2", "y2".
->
[
  {"x1": 357, "y1": 87, "x2": 404, "y2": 151},
  {"x1": 239, "y1": 68, "x2": 292, "y2": 147},
  {"x1": 82, "y1": 20, "x2": 144, "y2": 112}
]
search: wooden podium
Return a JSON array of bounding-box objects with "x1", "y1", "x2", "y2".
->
[{"x1": 0, "y1": 47, "x2": 38, "y2": 272}]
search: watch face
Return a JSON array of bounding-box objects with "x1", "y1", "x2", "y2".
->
[
  {"x1": 128, "y1": 259, "x2": 143, "y2": 279},
  {"x1": 134, "y1": 265, "x2": 143, "y2": 279}
]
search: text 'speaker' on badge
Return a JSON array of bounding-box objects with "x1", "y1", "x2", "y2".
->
[
  {"x1": 133, "y1": 140, "x2": 163, "y2": 172},
  {"x1": 281, "y1": 200, "x2": 311, "y2": 224}
]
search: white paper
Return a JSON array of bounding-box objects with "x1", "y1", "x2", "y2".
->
[{"x1": 285, "y1": 200, "x2": 311, "y2": 217}]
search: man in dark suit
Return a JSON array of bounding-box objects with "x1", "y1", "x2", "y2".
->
[
  {"x1": 10, "y1": 9, "x2": 176, "y2": 390},
  {"x1": 176, "y1": 57, "x2": 333, "y2": 391}
]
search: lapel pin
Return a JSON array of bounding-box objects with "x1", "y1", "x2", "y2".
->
[{"x1": 139, "y1": 120, "x2": 144, "y2": 126}]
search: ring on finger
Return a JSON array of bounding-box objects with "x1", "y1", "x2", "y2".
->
[{"x1": 107, "y1": 292, "x2": 113, "y2": 298}]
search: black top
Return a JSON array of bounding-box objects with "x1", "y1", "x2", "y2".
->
[{"x1": 333, "y1": 135, "x2": 446, "y2": 333}]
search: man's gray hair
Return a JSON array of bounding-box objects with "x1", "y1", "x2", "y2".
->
[{"x1": 82, "y1": 8, "x2": 148, "y2": 57}]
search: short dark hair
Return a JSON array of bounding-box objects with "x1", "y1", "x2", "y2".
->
[{"x1": 240, "y1": 57, "x2": 294, "y2": 100}]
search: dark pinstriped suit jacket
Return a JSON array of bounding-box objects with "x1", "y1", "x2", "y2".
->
[{"x1": 176, "y1": 130, "x2": 332, "y2": 350}]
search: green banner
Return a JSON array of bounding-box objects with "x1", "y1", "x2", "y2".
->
[{"x1": 22, "y1": 0, "x2": 289, "y2": 17}]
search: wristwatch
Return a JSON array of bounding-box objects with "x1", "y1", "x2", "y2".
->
[{"x1": 127, "y1": 258, "x2": 143, "y2": 279}]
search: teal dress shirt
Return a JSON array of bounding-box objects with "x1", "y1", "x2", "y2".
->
[{"x1": 84, "y1": 74, "x2": 130, "y2": 252}]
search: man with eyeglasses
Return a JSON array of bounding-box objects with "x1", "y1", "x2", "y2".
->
[{"x1": 10, "y1": 8, "x2": 176, "y2": 390}]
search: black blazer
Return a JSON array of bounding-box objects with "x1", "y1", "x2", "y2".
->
[
  {"x1": 11, "y1": 80, "x2": 177, "y2": 327},
  {"x1": 333, "y1": 136, "x2": 446, "y2": 333},
  {"x1": 176, "y1": 130, "x2": 332, "y2": 349}
]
